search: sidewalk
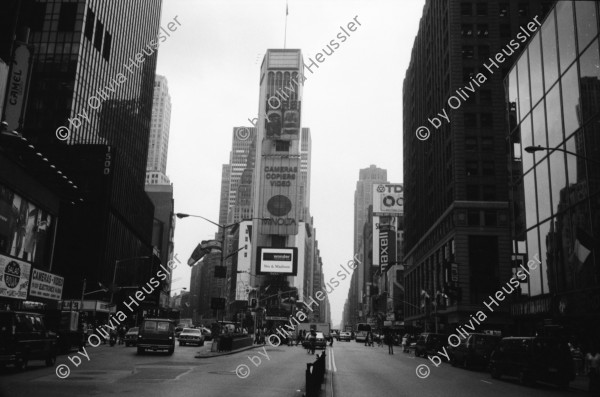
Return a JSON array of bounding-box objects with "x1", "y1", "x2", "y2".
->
[
  {"x1": 570, "y1": 374, "x2": 590, "y2": 393},
  {"x1": 195, "y1": 341, "x2": 266, "y2": 358}
]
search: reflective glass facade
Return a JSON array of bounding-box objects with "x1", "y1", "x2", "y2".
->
[{"x1": 507, "y1": 1, "x2": 600, "y2": 299}]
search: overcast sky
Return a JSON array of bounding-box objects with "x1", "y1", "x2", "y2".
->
[{"x1": 155, "y1": 0, "x2": 426, "y2": 328}]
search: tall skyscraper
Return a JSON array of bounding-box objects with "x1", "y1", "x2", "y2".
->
[
  {"x1": 352, "y1": 165, "x2": 387, "y2": 319},
  {"x1": 146, "y1": 75, "x2": 172, "y2": 185},
  {"x1": 19, "y1": 0, "x2": 164, "y2": 302},
  {"x1": 217, "y1": 127, "x2": 257, "y2": 227},
  {"x1": 402, "y1": 0, "x2": 552, "y2": 331}
]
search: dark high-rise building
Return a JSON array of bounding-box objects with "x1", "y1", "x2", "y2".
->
[
  {"x1": 350, "y1": 165, "x2": 387, "y2": 324},
  {"x1": 18, "y1": 0, "x2": 164, "y2": 306},
  {"x1": 403, "y1": 0, "x2": 553, "y2": 332},
  {"x1": 506, "y1": 0, "x2": 600, "y2": 342}
]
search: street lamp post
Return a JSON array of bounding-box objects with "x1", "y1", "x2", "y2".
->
[
  {"x1": 524, "y1": 145, "x2": 600, "y2": 166},
  {"x1": 176, "y1": 213, "x2": 267, "y2": 323}
]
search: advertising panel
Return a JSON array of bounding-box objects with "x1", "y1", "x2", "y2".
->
[
  {"x1": 257, "y1": 247, "x2": 298, "y2": 275},
  {"x1": 0, "y1": 254, "x2": 31, "y2": 300},
  {"x1": 0, "y1": 184, "x2": 54, "y2": 267},
  {"x1": 258, "y1": 156, "x2": 300, "y2": 235},
  {"x1": 235, "y1": 221, "x2": 252, "y2": 301},
  {"x1": 265, "y1": 100, "x2": 301, "y2": 141},
  {"x1": 379, "y1": 224, "x2": 397, "y2": 273},
  {"x1": 3, "y1": 42, "x2": 33, "y2": 131},
  {"x1": 29, "y1": 268, "x2": 64, "y2": 300},
  {"x1": 373, "y1": 216, "x2": 398, "y2": 267},
  {"x1": 373, "y1": 183, "x2": 404, "y2": 215}
]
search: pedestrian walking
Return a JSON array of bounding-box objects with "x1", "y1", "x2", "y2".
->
[
  {"x1": 586, "y1": 343, "x2": 600, "y2": 393},
  {"x1": 385, "y1": 331, "x2": 394, "y2": 354},
  {"x1": 402, "y1": 333, "x2": 409, "y2": 353}
]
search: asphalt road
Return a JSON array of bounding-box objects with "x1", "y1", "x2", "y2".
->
[
  {"x1": 331, "y1": 340, "x2": 587, "y2": 397},
  {"x1": 0, "y1": 340, "x2": 589, "y2": 397}
]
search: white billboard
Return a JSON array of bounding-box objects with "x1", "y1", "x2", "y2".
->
[
  {"x1": 29, "y1": 268, "x2": 64, "y2": 301},
  {"x1": 235, "y1": 221, "x2": 252, "y2": 301},
  {"x1": 0, "y1": 255, "x2": 31, "y2": 300},
  {"x1": 257, "y1": 247, "x2": 298, "y2": 275},
  {"x1": 373, "y1": 183, "x2": 404, "y2": 214}
]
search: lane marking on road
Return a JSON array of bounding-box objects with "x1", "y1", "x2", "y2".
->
[
  {"x1": 330, "y1": 348, "x2": 337, "y2": 372},
  {"x1": 480, "y1": 380, "x2": 492, "y2": 384}
]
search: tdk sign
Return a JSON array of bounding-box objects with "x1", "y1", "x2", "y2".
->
[{"x1": 377, "y1": 184, "x2": 403, "y2": 193}]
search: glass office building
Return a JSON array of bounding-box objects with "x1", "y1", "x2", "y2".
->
[{"x1": 507, "y1": 1, "x2": 600, "y2": 340}]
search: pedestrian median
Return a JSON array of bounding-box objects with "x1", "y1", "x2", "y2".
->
[{"x1": 195, "y1": 336, "x2": 257, "y2": 358}]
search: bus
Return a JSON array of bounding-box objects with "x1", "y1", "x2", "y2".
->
[{"x1": 354, "y1": 323, "x2": 372, "y2": 342}]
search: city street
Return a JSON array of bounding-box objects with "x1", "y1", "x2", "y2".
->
[{"x1": 0, "y1": 340, "x2": 589, "y2": 397}]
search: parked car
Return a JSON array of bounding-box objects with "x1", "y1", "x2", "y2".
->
[
  {"x1": 488, "y1": 336, "x2": 575, "y2": 388},
  {"x1": 123, "y1": 327, "x2": 139, "y2": 347},
  {"x1": 137, "y1": 318, "x2": 175, "y2": 355},
  {"x1": 448, "y1": 333, "x2": 501, "y2": 369},
  {"x1": 178, "y1": 328, "x2": 204, "y2": 346},
  {"x1": 0, "y1": 311, "x2": 58, "y2": 370},
  {"x1": 338, "y1": 332, "x2": 351, "y2": 342},
  {"x1": 414, "y1": 333, "x2": 446, "y2": 358}
]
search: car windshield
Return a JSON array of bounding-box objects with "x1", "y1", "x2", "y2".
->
[
  {"x1": 182, "y1": 329, "x2": 201, "y2": 335},
  {"x1": 126, "y1": 327, "x2": 139, "y2": 334},
  {"x1": 142, "y1": 321, "x2": 171, "y2": 332}
]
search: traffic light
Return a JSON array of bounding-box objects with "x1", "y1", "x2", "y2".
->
[{"x1": 251, "y1": 298, "x2": 257, "y2": 308}]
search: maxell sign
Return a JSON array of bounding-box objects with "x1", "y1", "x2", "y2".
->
[{"x1": 379, "y1": 224, "x2": 397, "y2": 272}]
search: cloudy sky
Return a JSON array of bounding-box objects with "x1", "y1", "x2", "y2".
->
[{"x1": 155, "y1": 0, "x2": 426, "y2": 327}]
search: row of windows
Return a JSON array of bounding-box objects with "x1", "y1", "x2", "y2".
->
[{"x1": 460, "y1": 2, "x2": 542, "y2": 18}]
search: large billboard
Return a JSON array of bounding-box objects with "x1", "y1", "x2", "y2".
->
[
  {"x1": 373, "y1": 216, "x2": 399, "y2": 268},
  {"x1": 2, "y1": 42, "x2": 33, "y2": 131},
  {"x1": 257, "y1": 247, "x2": 298, "y2": 275},
  {"x1": 265, "y1": 100, "x2": 301, "y2": 141},
  {"x1": 373, "y1": 183, "x2": 404, "y2": 215},
  {"x1": 235, "y1": 222, "x2": 252, "y2": 301},
  {"x1": 0, "y1": 254, "x2": 31, "y2": 300},
  {"x1": 258, "y1": 156, "x2": 300, "y2": 235},
  {"x1": 29, "y1": 268, "x2": 64, "y2": 301},
  {"x1": 0, "y1": 184, "x2": 55, "y2": 267}
]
